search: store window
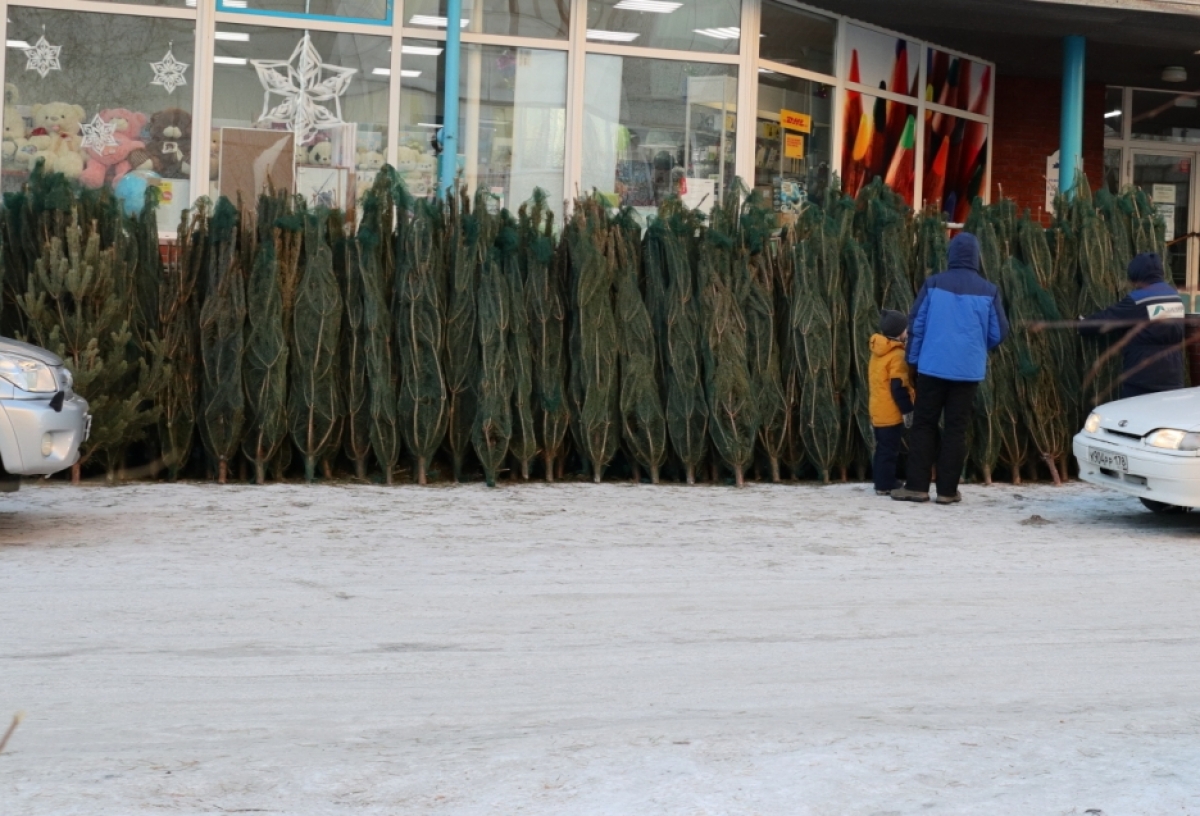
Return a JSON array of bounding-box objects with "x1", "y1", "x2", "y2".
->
[
  {"x1": 586, "y1": 0, "x2": 741, "y2": 56},
  {"x1": 924, "y1": 111, "x2": 987, "y2": 222},
  {"x1": 397, "y1": 42, "x2": 567, "y2": 212},
  {"x1": 210, "y1": 24, "x2": 390, "y2": 210},
  {"x1": 1104, "y1": 147, "x2": 1122, "y2": 194},
  {"x1": 582, "y1": 55, "x2": 736, "y2": 217},
  {"x1": 403, "y1": 0, "x2": 568, "y2": 40},
  {"x1": 842, "y1": 88, "x2": 916, "y2": 205},
  {"x1": 926, "y1": 48, "x2": 991, "y2": 114},
  {"x1": 91, "y1": 0, "x2": 191, "y2": 7},
  {"x1": 754, "y1": 70, "x2": 832, "y2": 215},
  {"x1": 758, "y1": 1, "x2": 835, "y2": 76},
  {"x1": 1130, "y1": 89, "x2": 1200, "y2": 144},
  {"x1": 3, "y1": 7, "x2": 196, "y2": 205},
  {"x1": 1104, "y1": 86, "x2": 1123, "y2": 140},
  {"x1": 217, "y1": 0, "x2": 390, "y2": 22}
]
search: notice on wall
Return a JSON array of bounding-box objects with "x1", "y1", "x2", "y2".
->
[
  {"x1": 1158, "y1": 203, "x2": 1176, "y2": 242},
  {"x1": 780, "y1": 109, "x2": 812, "y2": 133},
  {"x1": 681, "y1": 177, "x2": 716, "y2": 211},
  {"x1": 1152, "y1": 183, "x2": 1176, "y2": 205},
  {"x1": 784, "y1": 133, "x2": 805, "y2": 159},
  {"x1": 1045, "y1": 150, "x2": 1059, "y2": 213}
]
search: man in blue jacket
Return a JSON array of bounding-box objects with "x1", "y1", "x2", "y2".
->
[
  {"x1": 892, "y1": 232, "x2": 1008, "y2": 504},
  {"x1": 1077, "y1": 252, "x2": 1185, "y2": 399}
]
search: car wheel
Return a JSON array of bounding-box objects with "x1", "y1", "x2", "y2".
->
[{"x1": 1139, "y1": 498, "x2": 1189, "y2": 514}]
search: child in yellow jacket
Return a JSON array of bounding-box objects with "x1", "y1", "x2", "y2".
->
[{"x1": 869, "y1": 310, "x2": 916, "y2": 495}]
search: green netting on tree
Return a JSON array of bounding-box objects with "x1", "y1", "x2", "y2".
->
[
  {"x1": 473, "y1": 221, "x2": 513, "y2": 488},
  {"x1": 844, "y1": 238, "x2": 878, "y2": 462},
  {"x1": 396, "y1": 198, "x2": 449, "y2": 485},
  {"x1": 443, "y1": 186, "x2": 483, "y2": 480},
  {"x1": 289, "y1": 207, "x2": 344, "y2": 483},
  {"x1": 614, "y1": 208, "x2": 667, "y2": 483},
  {"x1": 198, "y1": 197, "x2": 246, "y2": 484},
  {"x1": 768, "y1": 230, "x2": 806, "y2": 479},
  {"x1": 656, "y1": 201, "x2": 708, "y2": 484},
  {"x1": 502, "y1": 210, "x2": 539, "y2": 480},
  {"x1": 743, "y1": 249, "x2": 788, "y2": 483},
  {"x1": 522, "y1": 190, "x2": 569, "y2": 482},
  {"x1": 242, "y1": 193, "x2": 291, "y2": 485},
  {"x1": 565, "y1": 196, "x2": 620, "y2": 482},
  {"x1": 357, "y1": 169, "x2": 402, "y2": 483}
]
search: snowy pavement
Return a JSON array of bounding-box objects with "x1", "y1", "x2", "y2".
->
[{"x1": 1, "y1": 479, "x2": 1199, "y2": 815}]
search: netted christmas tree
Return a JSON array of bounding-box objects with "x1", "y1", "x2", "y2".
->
[
  {"x1": 198, "y1": 197, "x2": 246, "y2": 484},
  {"x1": 443, "y1": 187, "x2": 484, "y2": 480},
  {"x1": 157, "y1": 204, "x2": 204, "y2": 480},
  {"x1": 242, "y1": 193, "x2": 291, "y2": 485},
  {"x1": 289, "y1": 208, "x2": 344, "y2": 482},
  {"x1": 396, "y1": 198, "x2": 449, "y2": 484},
  {"x1": 522, "y1": 191, "x2": 570, "y2": 482},
  {"x1": 566, "y1": 197, "x2": 620, "y2": 482},
  {"x1": 502, "y1": 211, "x2": 538, "y2": 480},
  {"x1": 473, "y1": 219, "x2": 513, "y2": 487},
  {"x1": 614, "y1": 208, "x2": 667, "y2": 483}
]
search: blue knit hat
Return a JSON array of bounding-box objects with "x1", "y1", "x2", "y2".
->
[{"x1": 1127, "y1": 252, "x2": 1165, "y2": 284}]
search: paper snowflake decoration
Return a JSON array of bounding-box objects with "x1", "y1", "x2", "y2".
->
[
  {"x1": 23, "y1": 35, "x2": 61, "y2": 79},
  {"x1": 150, "y1": 46, "x2": 189, "y2": 95},
  {"x1": 80, "y1": 114, "x2": 118, "y2": 153},
  {"x1": 251, "y1": 32, "x2": 356, "y2": 142}
]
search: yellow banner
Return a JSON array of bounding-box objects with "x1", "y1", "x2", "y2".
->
[
  {"x1": 780, "y1": 109, "x2": 812, "y2": 133},
  {"x1": 784, "y1": 133, "x2": 805, "y2": 159}
]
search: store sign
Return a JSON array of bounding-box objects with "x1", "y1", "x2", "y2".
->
[
  {"x1": 780, "y1": 109, "x2": 812, "y2": 133},
  {"x1": 1152, "y1": 184, "x2": 1176, "y2": 205},
  {"x1": 784, "y1": 133, "x2": 805, "y2": 159}
]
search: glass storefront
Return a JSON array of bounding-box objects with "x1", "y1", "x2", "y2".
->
[{"x1": 0, "y1": 0, "x2": 993, "y2": 232}]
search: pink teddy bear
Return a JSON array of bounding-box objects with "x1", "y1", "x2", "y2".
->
[{"x1": 79, "y1": 108, "x2": 148, "y2": 190}]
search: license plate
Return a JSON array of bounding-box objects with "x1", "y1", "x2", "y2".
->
[{"x1": 1089, "y1": 448, "x2": 1128, "y2": 472}]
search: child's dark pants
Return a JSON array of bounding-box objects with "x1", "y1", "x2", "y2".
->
[{"x1": 873, "y1": 424, "x2": 904, "y2": 492}]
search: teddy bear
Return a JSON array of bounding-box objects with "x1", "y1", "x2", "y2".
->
[
  {"x1": 130, "y1": 108, "x2": 191, "y2": 179},
  {"x1": 1, "y1": 84, "x2": 29, "y2": 168},
  {"x1": 356, "y1": 147, "x2": 385, "y2": 174},
  {"x1": 305, "y1": 140, "x2": 333, "y2": 167},
  {"x1": 79, "y1": 108, "x2": 148, "y2": 189},
  {"x1": 22, "y1": 102, "x2": 86, "y2": 179}
]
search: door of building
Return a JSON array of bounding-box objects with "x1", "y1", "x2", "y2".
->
[{"x1": 1131, "y1": 150, "x2": 1194, "y2": 289}]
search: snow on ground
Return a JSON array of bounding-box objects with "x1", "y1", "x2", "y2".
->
[{"x1": 1, "y1": 478, "x2": 1199, "y2": 814}]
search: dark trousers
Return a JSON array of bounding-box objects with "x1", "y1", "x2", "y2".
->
[
  {"x1": 872, "y1": 424, "x2": 904, "y2": 491},
  {"x1": 904, "y1": 374, "x2": 979, "y2": 496}
]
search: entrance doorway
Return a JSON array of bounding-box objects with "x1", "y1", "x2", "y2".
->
[{"x1": 1131, "y1": 150, "x2": 1193, "y2": 288}]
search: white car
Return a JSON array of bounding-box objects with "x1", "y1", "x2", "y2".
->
[
  {"x1": 0, "y1": 338, "x2": 90, "y2": 491},
  {"x1": 1073, "y1": 387, "x2": 1200, "y2": 513}
]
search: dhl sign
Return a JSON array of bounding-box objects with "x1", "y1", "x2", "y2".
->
[{"x1": 780, "y1": 109, "x2": 812, "y2": 134}]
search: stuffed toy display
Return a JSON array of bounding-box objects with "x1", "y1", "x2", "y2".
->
[
  {"x1": 301, "y1": 140, "x2": 333, "y2": 167},
  {"x1": 130, "y1": 108, "x2": 192, "y2": 179},
  {"x1": 23, "y1": 102, "x2": 86, "y2": 179},
  {"x1": 79, "y1": 108, "x2": 148, "y2": 190}
]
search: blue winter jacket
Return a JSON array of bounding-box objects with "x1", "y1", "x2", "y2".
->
[{"x1": 906, "y1": 233, "x2": 1009, "y2": 382}]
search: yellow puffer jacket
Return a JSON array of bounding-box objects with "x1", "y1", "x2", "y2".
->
[{"x1": 868, "y1": 333, "x2": 915, "y2": 427}]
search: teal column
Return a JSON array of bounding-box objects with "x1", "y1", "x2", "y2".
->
[
  {"x1": 1060, "y1": 35, "x2": 1086, "y2": 197},
  {"x1": 439, "y1": 0, "x2": 462, "y2": 198}
]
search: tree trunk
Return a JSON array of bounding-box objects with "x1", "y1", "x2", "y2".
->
[
  {"x1": 686, "y1": 464, "x2": 695, "y2": 486},
  {"x1": 770, "y1": 457, "x2": 781, "y2": 484},
  {"x1": 544, "y1": 453, "x2": 555, "y2": 483},
  {"x1": 218, "y1": 459, "x2": 228, "y2": 485},
  {"x1": 734, "y1": 466, "x2": 745, "y2": 487},
  {"x1": 255, "y1": 461, "x2": 267, "y2": 486},
  {"x1": 355, "y1": 458, "x2": 367, "y2": 481},
  {"x1": 417, "y1": 455, "x2": 427, "y2": 486},
  {"x1": 1042, "y1": 453, "x2": 1063, "y2": 486}
]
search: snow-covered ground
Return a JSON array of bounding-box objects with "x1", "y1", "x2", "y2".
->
[{"x1": 2, "y1": 479, "x2": 1199, "y2": 814}]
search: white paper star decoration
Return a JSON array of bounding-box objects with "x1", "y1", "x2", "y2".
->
[
  {"x1": 150, "y1": 46, "x2": 189, "y2": 95},
  {"x1": 80, "y1": 114, "x2": 119, "y2": 153},
  {"x1": 23, "y1": 34, "x2": 61, "y2": 79},
  {"x1": 251, "y1": 32, "x2": 356, "y2": 142}
]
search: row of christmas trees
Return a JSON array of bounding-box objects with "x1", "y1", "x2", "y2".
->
[{"x1": 0, "y1": 166, "x2": 1164, "y2": 485}]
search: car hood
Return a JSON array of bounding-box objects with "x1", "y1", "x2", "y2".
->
[
  {"x1": 1096, "y1": 387, "x2": 1200, "y2": 436},
  {"x1": 0, "y1": 336, "x2": 63, "y2": 367}
]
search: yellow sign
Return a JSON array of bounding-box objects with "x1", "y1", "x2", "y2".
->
[
  {"x1": 784, "y1": 133, "x2": 805, "y2": 159},
  {"x1": 780, "y1": 109, "x2": 812, "y2": 133}
]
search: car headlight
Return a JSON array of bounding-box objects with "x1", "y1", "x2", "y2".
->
[
  {"x1": 1145, "y1": 428, "x2": 1200, "y2": 451},
  {"x1": 0, "y1": 353, "x2": 57, "y2": 393},
  {"x1": 1084, "y1": 412, "x2": 1102, "y2": 433}
]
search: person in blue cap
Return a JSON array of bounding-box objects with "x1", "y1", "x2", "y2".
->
[{"x1": 1078, "y1": 252, "x2": 1185, "y2": 400}]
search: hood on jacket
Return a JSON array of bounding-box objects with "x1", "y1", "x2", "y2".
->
[
  {"x1": 947, "y1": 232, "x2": 981, "y2": 273},
  {"x1": 869, "y1": 333, "x2": 905, "y2": 357},
  {"x1": 1127, "y1": 252, "x2": 1165, "y2": 284}
]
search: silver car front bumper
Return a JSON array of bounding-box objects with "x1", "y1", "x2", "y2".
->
[{"x1": 0, "y1": 392, "x2": 90, "y2": 476}]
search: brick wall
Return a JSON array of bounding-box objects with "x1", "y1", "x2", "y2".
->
[{"x1": 990, "y1": 76, "x2": 1106, "y2": 223}]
